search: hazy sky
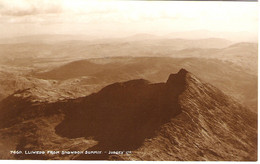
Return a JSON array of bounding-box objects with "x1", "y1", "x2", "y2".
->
[{"x1": 0, "y1": 0, "x2": 258, "y2": 39}]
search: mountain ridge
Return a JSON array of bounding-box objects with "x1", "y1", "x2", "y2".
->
[
  {"x1": 0, "y1": 69, "x2": 257, "y2": 160},
  {"x1": 54, "y1": 69, "x2": 256, "y2": 160}
]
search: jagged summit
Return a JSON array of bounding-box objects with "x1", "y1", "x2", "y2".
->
[
  {"x1": 55, "y1": 68, "x2": 257, "y2": 160},
  {"x1": 0, "y1": 69, "x2": 257, "y2": 161},
  {"x1": 166, "y1": 68, "x2": 188, "y2": 86},
  {"x1": 97, "y1": 69, "x2": 190, "y2": 99},
  {"x1": 178, "y1": 68, "x2": 188, "y2": 74},
  {"x1": 100, "y1": 68, "x2": 190, "y2": 93}
]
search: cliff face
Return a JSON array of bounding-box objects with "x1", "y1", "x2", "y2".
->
[
  {"x1": 55, "y1": 70, "x2": 187, "y2": 152},
  {"x1": 55, "y1": 69, "x2": 257, "y2": 160},
  {"x1": 119, "y1": 70, "x2": 257, "y2": 161},
  {"x1": 0, "y1": 69, "x2": 257, "y2": 160}
]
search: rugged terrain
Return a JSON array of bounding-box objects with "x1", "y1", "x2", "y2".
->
[
  {"x1": 0, "y1": 56, "x2": 257, "y2": 112},
  {"x1": 0, "y1": 35, "x2": 257, "y2": 160},
  {"x1": 0, "y1": 69, "x2": 257, "y2": 160},
  {"x1": 0, "y1": 36, "x2": 257, "y2": 112}
]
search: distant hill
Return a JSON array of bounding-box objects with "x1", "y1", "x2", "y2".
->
[
  {"x1": 0, "y1": 35, "x2": 234, "y2": 67},
  {"x1": 167, "y1": 30, "x2": 257, "y2": 42}
]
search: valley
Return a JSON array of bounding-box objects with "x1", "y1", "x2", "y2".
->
[{"x1": 0, "y1": 35, "x2": 257, "y2": 160}]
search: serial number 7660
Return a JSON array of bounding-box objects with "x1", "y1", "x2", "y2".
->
[{"x1": 10, "y1": 150, "x2": 23, "y2": 154}]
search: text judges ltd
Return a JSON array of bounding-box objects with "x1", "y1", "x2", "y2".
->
[{"x1": 10, "y1": 150, "x2": 132, "y2": 155}]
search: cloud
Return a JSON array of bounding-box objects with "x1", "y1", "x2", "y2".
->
[
  {"x1": 0, "y1": 0, "x2": 257, "y2": 39},
  {"x1": 0, "y1": 0, "x2": 63, "y2": 16}
]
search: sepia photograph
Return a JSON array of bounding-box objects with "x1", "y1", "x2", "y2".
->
[{"x1": 0, "y1": 0, "x2": 258, "y2": 161}]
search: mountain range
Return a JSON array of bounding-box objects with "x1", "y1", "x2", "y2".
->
[
  {"x1": 0, "y1": 69, "x2": 257, "y2": 160},
  {"x1": 0, "y1": 34, "x2": 257, "y2": 161},
  {"x1": 33, "y1": 57, "x2": 257, "y2": 112}
]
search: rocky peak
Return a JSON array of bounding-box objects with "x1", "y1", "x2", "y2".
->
[
  {"x1": 166, "y1": 68, "x2": 189, "y2": 95},
  {"x1": 166, "y1": 69, "x2": 188, "y2": 85}
]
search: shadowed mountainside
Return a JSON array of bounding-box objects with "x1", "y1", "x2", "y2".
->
[
  {"x1": 0, "y1": 69, "x2": 257, "y2": 160},
  {"x1": 54, "y1": 69, "x2": 256, "y2": 160},
  {"x1": 55, "y1": 69, "x2": 187, "y2": 159}
]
